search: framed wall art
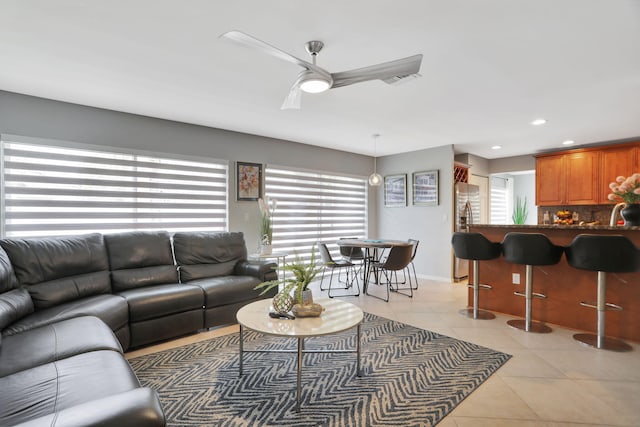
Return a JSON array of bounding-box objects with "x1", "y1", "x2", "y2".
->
[
  {"x1": 384, "y1": 174, "x2": 407, "y2": 207},
  {"x1": 413, "y1": 170, "x2": 439, "y2": 206},
  {"x1": 236, "y1": 161, "x2": 263, "y2": 201}
]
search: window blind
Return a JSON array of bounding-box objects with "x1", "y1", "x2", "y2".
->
[
  {"x1": 265, "y1": 166, "x2": 367, "y2": 261},
  {"x1": 490, "y1": 176, "x2": 509, "y2": 224},
  {"x1": 1, "y1": 137, "x2": 228, "y2": 238}
]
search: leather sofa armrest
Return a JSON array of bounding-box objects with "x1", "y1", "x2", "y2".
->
[
  {"x1": 13, "y1": 388, "x2": 165, "y2": 427},
  {"x1": 235, "y1": 260, "x2": 278, "y2": 282}
]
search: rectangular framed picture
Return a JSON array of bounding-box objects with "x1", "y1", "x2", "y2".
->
[
  {"x1": 413, "y1": 170, "x2": 439, "y2": 206},
  {"x1": 236, "y1": 161, "x2": 263, "y2": 201},
  {"x1": 384, "y1": 174, "x2": 407, "y2": 207}
]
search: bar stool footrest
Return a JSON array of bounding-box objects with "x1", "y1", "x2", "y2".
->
[
  {"x1": 466, "y1": 283, "x2": 492, "y2": 290},
  {"x1": 532, "y1": 292, "x2": 547, "y2": 299},
  {"x1": 573, "y1": 333, "x2": 632, "y2": 352},
  {"x1": 579, "y1": 301, "x2": 623, "y2": 311}
]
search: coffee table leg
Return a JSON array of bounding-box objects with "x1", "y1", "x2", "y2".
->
[
  {"x1": 356, "y1": 323, "x2": 362, "y2": 377},
  {"x1": 296, "y1": 337, "x2": 303, "y2": 412},
  {"x1": 239, "y1": 324, "x2": 244, "y2": 377}
]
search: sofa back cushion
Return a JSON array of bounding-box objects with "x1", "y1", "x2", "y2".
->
[
  {"x1": 0, "y1": 288, "x2": 34, "y2": 331},
  {"x1": 0, "y1": 245, "x2": 18, "y2": 294},
  {"x1": 0, "y1": 234, "x2": 110, "y2": 309},
  {"x1": 173, "y1": 231, "x2": 247, "y2": 282},
  {"x1": 105, "y1": 231, "x2": 178, "y2": 291}
]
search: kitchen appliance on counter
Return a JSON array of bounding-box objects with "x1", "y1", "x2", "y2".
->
[{"x1": 454, "y1": 182, "x2": 480, "y2": 281}]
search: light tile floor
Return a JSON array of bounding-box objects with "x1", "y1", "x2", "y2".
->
[{"x1": 126, "y1": 277, "x2": 640, "y2": 427}]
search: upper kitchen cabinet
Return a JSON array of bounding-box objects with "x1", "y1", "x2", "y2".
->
[
  {"x1": 599, "y1": 145, "x2": 638, "y2": 203},
  {"x1": 536, "y1": 154, "x2": 565, "y2": 205},
  {"x1": 536, "y1": 142, "x2": 640, "y2": 206}
]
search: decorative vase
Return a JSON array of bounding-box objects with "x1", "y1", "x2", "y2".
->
[
  {"x1": 621, "y1": 204, "x2": 640, "y2": 226},
  {"x1": 298, "y1": 289, "x2": 313, "y2": 306},
  {"x1": 260, "y1": 243, "x2": 272, "y2": 255},
  {"x1": 272, "y1": 291, "x2": 294, "y2": 314}
]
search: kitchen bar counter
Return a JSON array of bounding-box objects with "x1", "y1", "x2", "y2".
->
[{"x1": 467, "y1": 224, "x2": 640, "y2": 343}]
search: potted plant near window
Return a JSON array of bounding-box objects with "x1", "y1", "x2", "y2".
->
[
  {"x1": 254, "y1": 243, "x2": 324, "y2": 317},
  {"x1": 258, "y1": 196, "x2": 276, "y2": 254},
  {"x1": 512, "y1": 196, "x2": 528, "y2": 225}
]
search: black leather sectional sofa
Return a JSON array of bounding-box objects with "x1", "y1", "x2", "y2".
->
[{"x1": 0, "y1": 230, "x2": 277, "y2": 426}]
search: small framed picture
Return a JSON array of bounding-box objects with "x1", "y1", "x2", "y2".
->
[
  {"x1": 384, "y1": 174, "x2": 407, "y2": 207},
  {"x1": 236, "y1": 161, "x2": 263, "y2": 201},
  {"x1": 413, "y1": 170, "x2": 439, "y2": 206}
]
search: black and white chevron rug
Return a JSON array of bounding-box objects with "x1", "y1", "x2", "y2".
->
[{"x1": 129, "y1": 313, "x2": 510, "y2": 426}]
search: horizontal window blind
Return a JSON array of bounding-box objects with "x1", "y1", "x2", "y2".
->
[
  {"x1": 265, "y1": 166, "x2": 367, "y2": 261},
  {"x1": 490, "y1": 176, "x2": 509, "y2": 224},
  {"x1": 1, "y1": 137, "x2": 228, "y2": 237}
]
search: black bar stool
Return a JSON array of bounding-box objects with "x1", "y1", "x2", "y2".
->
[
  {"x1": 451, "y1": 232, "x2": 502, "y2": 319},
  {"x1": 502, "y1": 232, "x2": 564, "y2": 333},
  {"x1": 565, "y1": 234, "x2": 640, "y2": 351}
]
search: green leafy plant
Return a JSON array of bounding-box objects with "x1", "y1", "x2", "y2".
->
[
  {"x1": 254, "y1": 243, "x2": 322, "y2": 303},
  {"x1": 512, "y1": 196, "x2": 528, "y2": 225},
  {"x1": 258, "y1": 196, "x2": 276, "y2": 245}
]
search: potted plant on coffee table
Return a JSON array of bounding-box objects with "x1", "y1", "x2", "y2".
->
[{"x1": 254, "y1": 243, "x2": 324, "y2": 316}]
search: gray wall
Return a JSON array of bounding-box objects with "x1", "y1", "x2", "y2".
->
[
  {"x1": 0, "y1": 90, "x2": 375, "y2": 251},
  {"x1": 0, "y1": 90, "x2": 456, "y2": 280},
  {"x1": 376, "y1": 145, "x2": 455, "y2": 281}
]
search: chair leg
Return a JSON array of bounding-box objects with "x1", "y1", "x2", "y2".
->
[
  {"x1": 319, "y1": 267, "x2": 328, "y2": 291},
  {"x1": 507, "y1": 265, "x2": 551, "y2": 333},
  {"x1": 410, "y1": 262, "x2": 418, "y2": 290},
  {"x1": 329, "y1": 266, "x2": 360, "y2": 298},
  {"x1": 365, "y1": 267, "x2": 389, "y2": 302},
  {"x1": 390, "y1": 270, "x2": 413, "y2": 299},
  {"x1": 459, "y1": 259, "x2": 495, "y2": 320}
]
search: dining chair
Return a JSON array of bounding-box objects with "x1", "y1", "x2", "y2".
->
[
  {"x1": 339, "y1": 237, "x2": 368, "y2": 280},
  {"x1": 398, "y1": 239, "x2": 420, "y2": 290},
  {"x1": 318, "y1": 243, "x2": 360, "y2": 298},
  {"x1": 365, "y1": 244, "x2": 413, "y2": 302}
]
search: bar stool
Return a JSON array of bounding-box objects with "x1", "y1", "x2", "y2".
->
[
  {"x1": 451, "y1": 232, "x2": 502, "y2": 319},
  {"x1": 502, "y1": 232, "x2": 564, "y2": 333},
  {"x1": 565, "y1": 234, "x2": 640, "y2": 351}
]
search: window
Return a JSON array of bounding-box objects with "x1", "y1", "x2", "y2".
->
[
  {"x1": 265, "y1": 166, "x2": 367, "y2": 261},
  {"x1": 1, "y1": 136, "x2": 228, "y2": 238},
  {"x1": 489, "y1": 175, "x2": 510, "y2": 224}
]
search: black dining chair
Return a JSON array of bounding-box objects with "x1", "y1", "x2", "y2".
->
[
  {"x1": 365, "y1": 245, "x2": 413, "y2": 302},
  {"x1": 318, "y1": 243, "x2": 360, "y2": 298}
]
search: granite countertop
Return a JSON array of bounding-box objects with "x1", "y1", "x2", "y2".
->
[{"x1": 469, "y1": 224, "x2": 640, "y2": 231}]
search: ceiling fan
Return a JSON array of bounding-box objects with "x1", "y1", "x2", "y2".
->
[{"x1": 220, "y1": 30, "x2": 423, "y2": 109}]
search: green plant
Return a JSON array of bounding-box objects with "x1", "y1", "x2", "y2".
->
[
  {"x1": 254, "y1": 243, "x2": 322, "y2": 303},
  {"x1": 258, "y1": 197, "x2": 276, "y2": 245},
  {"x1": 512, "y1": 196, "x2": 528, "y2": 225}
]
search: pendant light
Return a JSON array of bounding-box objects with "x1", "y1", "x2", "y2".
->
[{"x1": 368, "y1": 133, "x2": 382, "y2": 186}]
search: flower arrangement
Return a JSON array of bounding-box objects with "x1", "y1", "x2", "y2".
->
[
  {"x1": 608, "y1": 174, "x2": 640, "y2": 204},
  {"x1": 258, "y1": 196, "x2": 277, "y2": 245}
]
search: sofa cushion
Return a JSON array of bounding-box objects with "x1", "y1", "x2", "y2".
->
[
  {"x1": 0, "y1": 316, "x2": 122, "y2": 377},
  {"x1": 0, "y1": 288, "x2": 34, "y2": 330},
  {"x1": 117, "y1": 284, "x2": 204, "y2": 322},
  {"x1": 0, "y1": 350, "x2": 140, "y2": 426},
  {"x1": 188, "y1": 275, "x2": 262, "y2": 309},
  {"x1": 0, "y1": 234, "x2": 111, "y2": 309},
  {"x1": 2, "y1": 294, "x2": 128, "y2": 338},
  {"x1": 105, "y1": 231, "x2": 178, "y2": 291},
  {"x1": 0, "y1": 245, "x2": 18, "y2": 294},
  {"x1": 173, "y1": 231, "x2": 248, "y2": 281}
]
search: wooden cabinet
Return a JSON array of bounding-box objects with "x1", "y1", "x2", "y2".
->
[
  {"x1": 565, "y1": 151, "x2": 599, "y2": 205},
  {"x1": 599, "y1": 146, "x2": 638, "y2": 203},
  {"x1": 536, "y1": 142, "x2": 639, "y2": 206},
  {"x1": 536, "y1": 155, "x2": 565, "y2": 205}
]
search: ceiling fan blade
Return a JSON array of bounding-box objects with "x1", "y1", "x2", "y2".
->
[
  {"x1": 281, "y1": 82, "x2": 302, "y2": 110},
  {"x1": 220, "y1": 30, "x2": 326, "y2": 75},
  {"x1": 330, "y1": 54, "x2": 423, "y2": 88}
]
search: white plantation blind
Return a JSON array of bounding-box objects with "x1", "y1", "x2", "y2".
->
[
  {"x1": 0, "y1": 136, "x2": 228, "y2": 237},
  {"x1": 490, "y1": 176, "x2": 509, "y2": 224},
  {"x1": 265, "y1": 166, "x2": 367, "y2": 261}
]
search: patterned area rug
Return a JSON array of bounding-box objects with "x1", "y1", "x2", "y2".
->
[{"x1": 129, "y1": 313, "x2": 510, "y2": 426}]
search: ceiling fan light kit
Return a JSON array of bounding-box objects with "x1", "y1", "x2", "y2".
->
[{"x1": 220, "y1": 30, "x2": 423, "y2": 109}]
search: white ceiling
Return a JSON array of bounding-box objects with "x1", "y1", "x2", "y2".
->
[{"x1": 1, "y1": 0, "x2": 639, "y2": 159}]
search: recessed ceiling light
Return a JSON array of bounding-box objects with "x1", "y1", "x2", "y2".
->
[
  {"x1": 531, "y1": 118, "x2": 547, "y2": 126},
  {"x1": 562, "y1": 140, "x2": 575, "y2": 145},
  {"x1": 491, "y1": 145, "x2": 502, "y2": 150}
]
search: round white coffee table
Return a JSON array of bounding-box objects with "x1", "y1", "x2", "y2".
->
[{"x1": 236, "y1": 297, "x2": 364, "y2": 412}]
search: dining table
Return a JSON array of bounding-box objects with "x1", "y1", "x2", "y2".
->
[{"x1": 336, "y1": 238, "x2": 411, "y2": 292}]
